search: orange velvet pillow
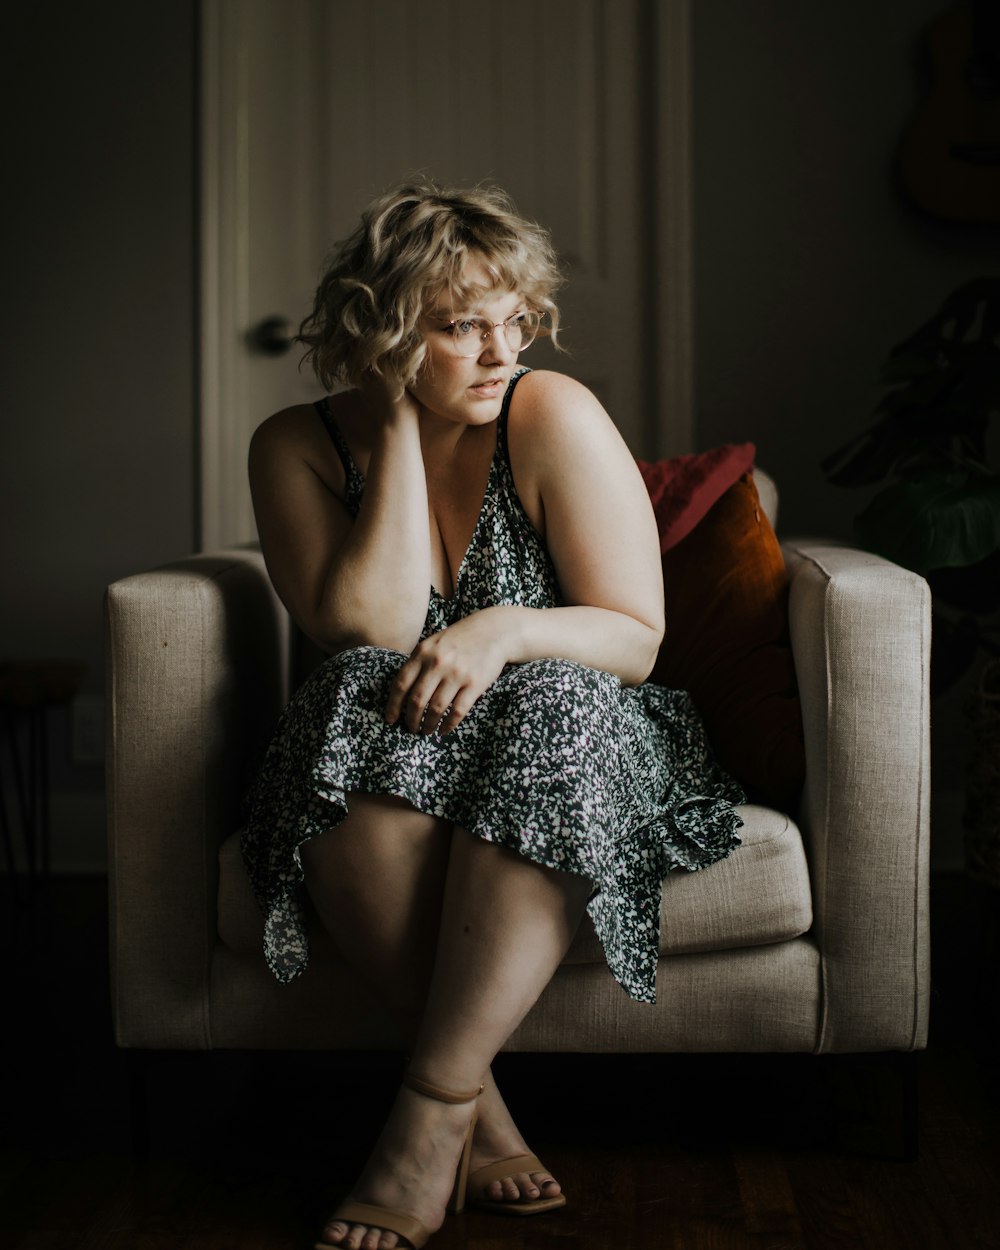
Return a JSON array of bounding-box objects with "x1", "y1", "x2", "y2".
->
[{"x1": 646, "y1": 471, "x2": 805, "y2": 809}]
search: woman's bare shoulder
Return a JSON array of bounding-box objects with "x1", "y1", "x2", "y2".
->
[
  {"x1": 511, "y1": 368, "x2": 601, "y2": 412},
  {"x1": 252, "y1": 402, "x2": 320, "y2": 449},
  {"x1": 505, "y1": 371, "x2": 624, "y2": 528},
  {"x1": 252, "y1": 390, "x2": 361, "y2": 445},
  {"x1": 508, "y1": 369, "x2": 620, "y2": 460},
  {"x1": 250, "y1": 396, "x2": 355, "y2": 496}
]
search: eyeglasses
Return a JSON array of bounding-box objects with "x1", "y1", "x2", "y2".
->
[{"x1": 439, "y1": 309, "x2": 543, "y2": 357}]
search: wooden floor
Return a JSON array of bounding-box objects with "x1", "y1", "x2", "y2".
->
[{"x1": 2, "y1": 873, "x2": 998, "y2": 1250}]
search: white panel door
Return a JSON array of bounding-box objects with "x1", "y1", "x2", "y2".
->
[{"x1": 201, "y1": 0, "x2": 692, "y2": 548}]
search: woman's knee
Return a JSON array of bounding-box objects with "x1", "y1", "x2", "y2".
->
[
  {"x1": 301, "y1": 791, "x2": 450, "y2": 875},
  {"x1": 343, "y1": 790, "x2": 452, "y2": 835}
]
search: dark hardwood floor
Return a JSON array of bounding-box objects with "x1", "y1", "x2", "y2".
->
[{"x1": 1, "y1": 872, "x2": 998, "y2": 1249}]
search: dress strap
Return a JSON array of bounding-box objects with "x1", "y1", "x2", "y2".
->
[
  {"x1": 314, "y1": 397, "x2": 365, "y2": 515},
  {"x1": 496, "y1": 366, "x2": 531, "y2": 470}
]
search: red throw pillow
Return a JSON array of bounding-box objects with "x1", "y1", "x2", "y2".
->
[
  {"x1": 638, "y1": 443, "x2": 756, "y2": 552},
  {"x1": 642, "y1": 457, "x2": 805, "y2": 809}
]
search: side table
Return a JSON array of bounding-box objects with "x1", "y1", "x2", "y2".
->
[{"x1": 0, "y1": 659, "x2": 86, "y2": 882}]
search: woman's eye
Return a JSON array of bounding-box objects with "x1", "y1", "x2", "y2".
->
[{"x1": 452, "y1": 319, "x2": 478, "y2": 336}]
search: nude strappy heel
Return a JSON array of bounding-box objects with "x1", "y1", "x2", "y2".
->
[
  {"x1": 467, "y1": 1153, "x2": 568, "y2": 1216},
  {"x1": 314, "y1": 1073, "x2": 483, "y2": 1250},
  {"x1": 403, "y1": 1074, "x2": 482, "y2": 1217}
]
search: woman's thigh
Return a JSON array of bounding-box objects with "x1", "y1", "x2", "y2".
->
[{"x1": 300, "y1": 792, "x2": 452, "y2": 921}]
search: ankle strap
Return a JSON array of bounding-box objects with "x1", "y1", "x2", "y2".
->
[{"x1": 403, "y1": 1072, "x2": 483, "y2": 1104}]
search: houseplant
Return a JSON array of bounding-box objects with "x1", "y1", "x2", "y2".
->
[
  {"x1": 823, "y1": 276, "x2": 1000, "y2": 884},
  {"x1": 823, "y1": 276, "x2": 1000, "y2": 696}
]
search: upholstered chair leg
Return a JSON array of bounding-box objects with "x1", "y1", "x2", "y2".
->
[
  {"x1": 126, "y1": 1049, "x2": 151, "y2": 1164},
  {"x1": 829, "y1": 1052, "x2": 921, "y2": 1161},
  {"x1": 899, "y1": 1051, "x2": 921, "y2": 1162}
]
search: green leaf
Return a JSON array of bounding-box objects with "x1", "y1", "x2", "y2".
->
[
  {"x1": 877, "y1": 350, "x2": 938, "y2": 386},
  {"x1": 825, "y1": 276, "x2": 1000, "y2": 493},
  {"x1": 854, "y1": 470, "x2": 1000, "y2": 572}
]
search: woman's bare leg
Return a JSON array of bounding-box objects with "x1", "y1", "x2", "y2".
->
[
  {"x1": 315, "y1": 822, "x2": 592, "y2": 1250},
  {"x1": 302, "y1": 795, "x2": 566, "y2": 1207},
  {"x1": 300, "y1": 793, "x2": 451, "y2": 1023}
]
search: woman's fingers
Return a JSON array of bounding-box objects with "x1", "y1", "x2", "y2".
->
[
  {"x1": 383, "y1": 657, "x2": 423, "y2": 728},
  {"x1": 437, "y1": 686, "x2": 478, "y2": 735},
  {"x1": 384, "y1": 656, "x2": 454, "y2": 734},
  {"x1": 384, "y1": 660, "x2": 477, "y2": 735},
  {"x1": 415, "y1": 676, "x2": 461, "y2": 735},
  {"x1": 382, "y1": 668, "x2": 407, "y2": 726},
  {"x1": 384, "y1": 619, "x2": 506, "y2": 734}
]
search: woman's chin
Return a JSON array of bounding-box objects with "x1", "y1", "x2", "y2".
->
[{"x1": 427, "y1": 399, "x2": 504, "y2": 427}]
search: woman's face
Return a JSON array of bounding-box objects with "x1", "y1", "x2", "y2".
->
[{"x1": 409, "y1": 258, "x2": 526, "y2": 426}]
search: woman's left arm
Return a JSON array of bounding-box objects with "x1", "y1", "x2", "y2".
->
[{"x1": 498, "y1": 369, "x2": 665, "y2": 685}]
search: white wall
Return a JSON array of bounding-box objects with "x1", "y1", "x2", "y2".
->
[{"x1": 1, "y1": 2, "x2": 197, "y2": 870}]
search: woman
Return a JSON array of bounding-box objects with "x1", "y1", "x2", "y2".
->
[{"x1": 243, "y1": 182, "x2": 744, "y2": 1250}]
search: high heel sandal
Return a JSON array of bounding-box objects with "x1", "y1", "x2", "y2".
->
[
  {"x1": 467, "y1": 1154, "x2": 568, "y2": 1216},
  {"x1": 314, "y1": 1073, "x2": 482, "y2": 1250}
]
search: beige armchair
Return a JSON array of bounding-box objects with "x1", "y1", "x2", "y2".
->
[{"x1": 105, "y1": 484, "x2": 930, "y2": 1070}]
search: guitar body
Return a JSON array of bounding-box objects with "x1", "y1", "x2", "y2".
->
[{"x1": 898, "y1": 5, "x2": 1000, "y2": 225}]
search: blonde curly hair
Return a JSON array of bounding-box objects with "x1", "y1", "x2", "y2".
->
[{"x1": 298, "y1": 181, "x2": 564, "y2": 395}]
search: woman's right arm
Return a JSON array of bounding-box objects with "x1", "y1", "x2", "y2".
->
[{"x1": 248, "y1": 389, "x2": 432, "y2": 654}]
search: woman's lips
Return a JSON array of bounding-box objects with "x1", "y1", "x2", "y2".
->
[{"x1": 469, "y1": 377, "x2": 504, "y2": 397}]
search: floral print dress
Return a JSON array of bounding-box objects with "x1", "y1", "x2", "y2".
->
[{"x1": 242, "y1": 368, "x2": 745, "y2": 1003}]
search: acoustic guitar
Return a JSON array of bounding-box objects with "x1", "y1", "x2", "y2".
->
[{"x1": 898, "y1": 1, "x2": 1000, "y2": 224}]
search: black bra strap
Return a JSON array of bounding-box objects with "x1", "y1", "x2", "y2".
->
[
  {"x1": 314, "y1": 398, "x2": 364, "y2": 513},
  {"x1": 497, "y1": 367, "x2": 531, "y2": 470}
]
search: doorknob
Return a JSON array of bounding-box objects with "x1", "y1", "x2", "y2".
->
[{"x1": 250, "y1": 315, "x2": 296, "y2": 355}]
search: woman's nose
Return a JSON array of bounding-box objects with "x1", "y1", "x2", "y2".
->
[{"x1": 479, "y1": 325, "x2": 514, "y2": 364}]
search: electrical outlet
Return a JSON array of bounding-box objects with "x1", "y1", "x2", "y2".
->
[{"x1": 71, "y1": 695, "x2": 105, "y2": 764}]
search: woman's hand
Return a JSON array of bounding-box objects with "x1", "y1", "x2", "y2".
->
[
  {"x1": 384, "y1": 609, "x2": 514, "y2": 736},
  {"x1": 358, "y1": 367, "x2": 421, "y2": 429}
]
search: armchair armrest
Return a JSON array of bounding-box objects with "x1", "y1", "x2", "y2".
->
[
  {"x1": 105, "y1": 547, "x2": 289, "y2": 1048},
  {"x1": 782, "y1": 540, "x2": 931, "y2": 1053}
]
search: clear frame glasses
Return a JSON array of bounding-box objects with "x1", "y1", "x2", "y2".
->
[{"x1": 441, "y1": 309, "x2": 543, "y2": 357}]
